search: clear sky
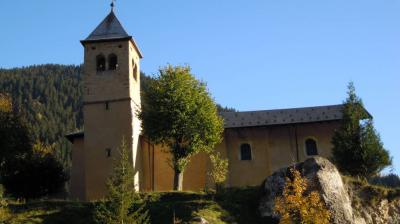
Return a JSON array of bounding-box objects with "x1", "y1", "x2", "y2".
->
[{"x1": 1, "y1": 0, "x2": 399, "y2": 174}]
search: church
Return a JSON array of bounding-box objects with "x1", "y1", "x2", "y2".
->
[{"x1": 67, "y1": 8, "x2": 352, "y2": 201}]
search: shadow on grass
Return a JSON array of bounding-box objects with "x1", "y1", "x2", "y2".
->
[
  {"x1": 214, "y1": 187, "x2": 277, "y2": 224},
  {"x1": 7, "y1": 189, "x2": 280, "y2": 224},
  {"x1": 9, "y1": 200, "x2": 94, "y2": 224},
  {"x1": 142, "y1": 191, "x2": 233, "y2": 224}
]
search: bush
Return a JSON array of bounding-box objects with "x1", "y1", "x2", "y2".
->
[{"x1": 274, "y1": 168, "x2": 331, "y2": 224}]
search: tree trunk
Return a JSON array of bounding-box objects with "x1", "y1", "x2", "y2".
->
[{"x1": 173, "y1": 170, "x2": 183, "y2": 191}]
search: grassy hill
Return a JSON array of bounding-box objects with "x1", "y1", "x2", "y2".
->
[{"x1": 5, "y1": 188, "x2": 269, "y2": 224}]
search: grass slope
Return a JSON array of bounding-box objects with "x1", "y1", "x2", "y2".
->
[{"x1": 5, "y1": 188, "x2": 268, "y2": 224}]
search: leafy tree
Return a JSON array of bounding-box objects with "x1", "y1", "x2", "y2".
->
[
  {"x1": 331, "y1": 82, "x2": 391, "y2": 177},
  {"x1": 274, "y1": 168, "x2": 331, "y2": 224},
  {"x1": 94, "y1": 139, "x2": 149, "y2": 224},
  {"x1": 208, "y1": 152, "x2": 228, "y2": 192},
  {"x1": 140, "y1": 65, "x2": 224, "y2": 190}
]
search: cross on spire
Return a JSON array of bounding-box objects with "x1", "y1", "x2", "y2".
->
[{"x1": 110, "y1": 0, "x2": 116, "y2": 11}]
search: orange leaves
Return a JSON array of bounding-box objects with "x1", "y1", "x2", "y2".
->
[
  {"x1": 274, "y1": 168, "x2": 331, "y2": 224},
  {"x1": 0, "y1": 94, "x2": 12, "y2": 113}
]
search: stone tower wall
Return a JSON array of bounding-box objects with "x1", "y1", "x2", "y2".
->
[{"x1": 82, "y1": 40, "x2": 141, "y2": 200}]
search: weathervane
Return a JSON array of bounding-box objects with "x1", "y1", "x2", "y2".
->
[{"x1": 111, "y1": 0, "x2": 116, "y2": 11}]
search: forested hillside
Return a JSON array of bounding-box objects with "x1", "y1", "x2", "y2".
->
[
  {"x1": 0, "y1": 64, "x2": 234, "y2": 169},
  {"x1": 0, "y1": 65, "x2": 83, "y2": 167}
]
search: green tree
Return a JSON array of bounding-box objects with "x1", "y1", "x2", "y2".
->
[
  {"x1": 331, "y1": 82, "x2": 391, "y2": 177},
  {"x1": 139, "y1": 65, "x2": 224, "y2": 190},
  {"x1": 94, "y1": 139, "x2": 149, "y2": 224}
]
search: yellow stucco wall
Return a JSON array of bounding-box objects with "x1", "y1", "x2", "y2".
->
[
  {"x1": 220, "y1": 121, "x2": 341, "y2": 188},
  {"x1": 69, "y1": 138, "x2": 85, "y2": 200},
  {"x1": 74, "y1": 39, "x2": 142, "y2": 201},
  {"x1": 138, "y1": 121, "x2": 341, "y2": 192},
  {"x1": 83, "y1": 101, "x2": 134, "y2": 200},
  {"x1": 140, "y1": 139, "x2": 208, "y2": 192}
]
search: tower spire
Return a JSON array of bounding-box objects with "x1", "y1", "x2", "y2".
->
[{"x1": 110, "y1": 0, "x2": 116, "y2": 12}]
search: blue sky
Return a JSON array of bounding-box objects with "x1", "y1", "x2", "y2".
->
[{"x1": 1, "y1": 0, "x2": 399, "y2": 174}]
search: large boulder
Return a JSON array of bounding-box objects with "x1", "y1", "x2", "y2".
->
[
  {"x1": 259, "y1": 157, "x2": 354, "y2": 224},
  {"x1": 259, "y1": 157, "x2": 400, "y2": 224}
]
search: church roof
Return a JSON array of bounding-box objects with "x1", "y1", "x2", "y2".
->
[
  {"x1": 81, "y1": 10, "x2": 143, "y2": 58},
  {"x1": 220, "y1": 104, "x2": 354, "y2": 128},
  {"x1": 82, "y1": 11, "x2": 131, "y2": 43}
]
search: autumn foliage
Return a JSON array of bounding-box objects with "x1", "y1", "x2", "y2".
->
[{"x1": 274, "y1": 168, "x2": 331, "y2": 224}]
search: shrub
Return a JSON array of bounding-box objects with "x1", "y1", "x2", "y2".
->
[{"x1": 274, "y1": 168, "x2": 331, "y2": 224}]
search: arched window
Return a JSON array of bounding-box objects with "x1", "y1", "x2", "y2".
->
[
  {"x1": 305, "y1": 138, "x2": 318, "y2": 156},
  {"x1": 108, "y1": 54, "x2": 118, "y2": 70},
  {"x1": 96, "y1": 54, "x2": 106, "y2": 71},
  {"x1": 132, "y1": 59, "x2": 137, "y2": 80},
  {"x1": 240, "y1": 143, "x2": 252, "y2": 160}
]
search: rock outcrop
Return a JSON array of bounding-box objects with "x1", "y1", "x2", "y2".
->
[{"x1": 259, "y1": 157, "x2": 400, "y2": 224}]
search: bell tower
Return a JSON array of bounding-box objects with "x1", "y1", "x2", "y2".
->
[{"x1": 80, "y1": 8, "x2": 143, "y2": 200}]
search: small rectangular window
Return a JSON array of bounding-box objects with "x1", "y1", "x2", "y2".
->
[
  {"x1": 240, "y1": 143, "x2": 252, "y2": 160},
  {"x1": 106, "y1": 148, "x2": 111, "y2": 158},
  {"x1": 105, "y1": 102, "x2": 109, "y2": 110}
]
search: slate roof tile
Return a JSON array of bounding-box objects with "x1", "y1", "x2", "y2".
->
[{"x1": 220, "y1": 104, "x2": 345, "y2": 128}]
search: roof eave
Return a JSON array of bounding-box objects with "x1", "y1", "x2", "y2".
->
[
  {"x1": 223, "y1": 118, "x2": 342, "y2": 129},
  {"x1": 80, "y1": 37, "x2": 143, "y2": 59},
  {"x1": 65, "y1": 132, "x2": 84, "y2": 142}
]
